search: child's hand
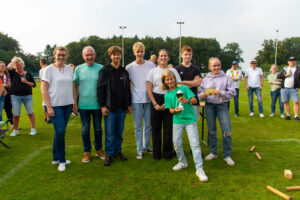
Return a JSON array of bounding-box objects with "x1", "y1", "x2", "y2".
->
[
  {"x1": 174, "y1": 107, "x2": 183, "y2": 114},
  {"x1": 201, "y1": 92, "x2": 208, "y2": 99},
  {"x1": 178, "y1": 97, "x2": 188, "y2": 104},
  {"x1": 214, "y1": 90, "x2": 220, "y2": 95}
]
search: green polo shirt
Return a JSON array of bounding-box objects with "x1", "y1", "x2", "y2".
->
[
  {"x1": 74, "y1": 63, "x2": 103, "y2": 109},
  {"x1": 164, "y1": 85, "x2": 197, "y2": 124},
  {"x1": 268, "y1": 73, "x2": 281, "y2": 91}
]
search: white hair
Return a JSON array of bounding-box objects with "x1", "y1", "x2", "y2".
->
[{"x1": 82, "y1": 46, "x2": 96, "y2": 55}]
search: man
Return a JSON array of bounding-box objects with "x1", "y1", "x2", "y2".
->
[
  {"x1": 175, "y1": 45, "x2": 202, "y2": 121},
  {"x1": 98, "y1": 46, "x2": 132, "y2": 166},
  {"x1": 244, "y1": 59, "x2": 264, "y2": 117},
  {"x1": 226, "y1": 61, "x2": 243, "y2": 116},
  {"x1": 277, "y1": 56, "x2": 300, "y2": 121},
  {"x1": 73, "y1": 46, "x2": 105, "y2": 163},
  {"x1": 126, "y1": 42, "x2": 155, "y2": 160}
]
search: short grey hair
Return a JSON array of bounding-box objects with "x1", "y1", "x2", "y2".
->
[{"x1": 82, "y1": 46, "x2": 96, "y2": 55}]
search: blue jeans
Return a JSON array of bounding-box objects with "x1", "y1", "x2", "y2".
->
[
  {"x1": 173, "y1": 122, "x2": 203, "y2": 169},
  {"x1": 46, "y1": 105, "x2": 72, "y2": 163},
  {"x1": 0, "y1": 96, "x2": 5, "y2": 121},
  {"x1": 79, "y1": 109, "x2": 103, "y2": 152},
  {"x1": 11, "y1": 95, "x2": 34, "y2": 116},
  {"x1": 247, "y1": 87, "x2": 263, "y2": 114},
  {"x1": 271, "y1": 90, "x2": 284, "y2": 114},
  {"x1": 104, "y1": 108, "x2": 126, "y2": 156},
  {"x1": 205, "y1": 103, "x2": 232, "y2": 158},
  {"x1": 132, "y1": 103, "x2": 151, "y2": 153}
]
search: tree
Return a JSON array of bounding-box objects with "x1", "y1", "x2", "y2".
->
[{"x1": 220, "y1": 42, "x2": 244, "y2": 72}]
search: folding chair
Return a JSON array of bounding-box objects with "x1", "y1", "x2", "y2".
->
[{"x1": 0, "y1": 120, "x2": 10, "y2": 149}]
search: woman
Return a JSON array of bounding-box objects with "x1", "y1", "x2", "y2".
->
[
  {"x1": 41, "y1": 46, "x2": 74, "y2": 172},
  {"x1": 198, "y1": 57, "x2": 235, "y2": 166},
  {"x1": 7, "y1": 57, "x2": 36, "y2": 136},
  {"x1": 268, "y1": 64, "x2": 284, "y2": 118},
  {"x1": 163, "y1": 70, "x2": 208, "y2": 182},
  {"x1": 0, "y1": 61, "x2": 9, "y2": 122},
  {"x1": 146, "y1": 49, "x2": 181, "y2": 160}
]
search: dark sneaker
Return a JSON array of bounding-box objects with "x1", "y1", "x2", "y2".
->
[
  {"x1": 144, "y1": 148, "x2": 153, "y2": 154},
  {"x1": 116, "y1": 152, "x2": 127, "y2": 161},
  {"x1": 285, "y1": 116, "x2": 291, "y2": 120},
  {"x1": 104, "y1": 156, "x2": 113, "y2": 166},
  {"x1": 294, "y1": 117, "x2": 300, "y2": 122}
]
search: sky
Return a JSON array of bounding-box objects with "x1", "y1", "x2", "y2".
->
[{"x1": 1, "y1": 0, "x2": 300, "y2": 69}]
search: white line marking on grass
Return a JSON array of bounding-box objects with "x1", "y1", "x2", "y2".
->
[
  {"x1": 0, "y1": 145, "x2": 81, "y2": 187},
  {"x1": 239, "y1": 100, "x2": 271, "y2": 110},
  {"x1": 234, "y1": 138, "x2": 300, "y2": 145}
]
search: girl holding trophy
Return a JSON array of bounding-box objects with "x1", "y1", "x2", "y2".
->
[{"x1": 162, "y1": 70, "x2": 208, "y2": 182}]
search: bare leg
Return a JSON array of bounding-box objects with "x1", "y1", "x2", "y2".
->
[
  {"x1": 293, "y1": 102, "x2": 299, "y2": 116},
  {"x1": 13, "y1": 116, "x2": 20, "y2": 130},
  {"x1": 28, "y1": 113, "x2": 35, "y2": 129}
]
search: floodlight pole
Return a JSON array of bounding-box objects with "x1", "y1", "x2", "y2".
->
[
  {"x1": 177, "y1": 22, "x2": 184, "y2": 64},
  {"x1": 275, "y1": 29, "x2": 279, "y2": 65},
  {"x1": 119, "y1": 26, "x2": 127, "y2": 67}
]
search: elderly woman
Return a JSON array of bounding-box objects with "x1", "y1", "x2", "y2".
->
[
  {"x1": 7, "y1": 57, "x2": 36, "y2": 136},
  {"x1": 41, "y1": 46, "x2": 74, "y2": 172},
  {"x1": 268, "y1": 64, "x2": 284, "y2": 117}
]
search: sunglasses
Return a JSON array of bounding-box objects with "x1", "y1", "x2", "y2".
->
[{"x1": 251, "y1": 62, "x2": 256, "y2": 64}]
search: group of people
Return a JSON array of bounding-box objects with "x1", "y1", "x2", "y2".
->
[
  {"x1": 226, "y1": 57, "x2": 300, "y2": 121},
  {"x1": 3, "y1": 41, "x2": 298, "y2": 183}
]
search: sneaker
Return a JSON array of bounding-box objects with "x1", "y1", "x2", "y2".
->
[
  {"x1": 269, "y1": 113, "x2": 275, "y2": 117},
  {"x1": 285, "y1": 116, "x2": 291, "y2": 120},
  {"x1": 10, "y1": 130, "x2": 19, "y2": 137},
  {"x1": 205, "y1": 153, "x2": 218, "y2": 161},
  {"x1": 58, "y1": 163, "x2": 66, "y2": 172},
  {"x1": 224, "y1": 157, "x2": 235, "y2": 166},
  {"x1": 295, "y1": 116, "x2": 300, "y2": 122},
  {"x1": 259, "y1": 113, "x2": 265, "y2": 118},
  {"x1": 280, "y1": 114, "x2": 285, "y2": 118},
  {"x1": 52, "y1": 160, "x2": 71, "y2": 165},
  {"x1": 196, "y1": 168, "x2": 208, "y2": 182},
  {"x1": 136, "y1": 152, "x2": 143, "y2": 160},
  {"x1": 82, "y1": 152, "x2": 91, "y2": 163},
  {"x1": 29, "y1": 128, "x2": 37, "y2": 136},
  {"x1": 249, "y1": 112, "x2": 254, "y2": 117},
  {"x1": 144, "y1": 148, "x2": 153, "y2": 154},
  {"x1": 96, "y1": 150, "x2": 106, "y2": 160},
  {"x1": 235, "y1": 113, "x2": 240, "y2": 117},
  {"x1": 172, "y1": 162, "x2": 188, "y2": 171}
]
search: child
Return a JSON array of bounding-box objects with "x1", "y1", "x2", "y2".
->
[
  {"x1": 163, "y1": 70, "x2": 208, "y2": 182},
  {"x1": 198, "y1": 57, "x2": 236, "y2": 166}
]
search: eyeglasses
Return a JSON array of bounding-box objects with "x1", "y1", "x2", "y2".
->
[
  {"x1": 57, "y1": 54, "x2": 66, "y2": 57},
  {"x1": 251, "y1": 62, "x2": 256, "y2": 64},
  {"x1": 213, "y1": 64, "x2": 221, "y2": 67}
]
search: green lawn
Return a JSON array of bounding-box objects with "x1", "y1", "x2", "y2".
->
[{"x1": 1, "y1": 81, "x2": 300, "y2": 200}]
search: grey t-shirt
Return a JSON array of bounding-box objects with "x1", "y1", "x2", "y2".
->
[{"x1": 146, "y1": 67, "x2": 181, "y2": 94}]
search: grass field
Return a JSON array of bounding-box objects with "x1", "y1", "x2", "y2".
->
[{"x1": 1, "y1": 81, "x2": 300, "y2": 200}]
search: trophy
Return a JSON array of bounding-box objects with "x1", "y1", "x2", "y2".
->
[{"x1": 176, "y1": 89, "x2": 184, "y2": 111}]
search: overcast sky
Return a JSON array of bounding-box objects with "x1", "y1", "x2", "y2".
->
[{"x1": 1, "y1": 0, "x2": 300, "y2": 69}]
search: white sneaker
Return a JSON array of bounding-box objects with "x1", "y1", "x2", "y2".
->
[
  {"x1": 280, "y1": 114, "x2": 285, "y2": 118},
  {"x1": 172, "y1": 162, "x2": 188, "y2": 171},
  {"x1": 52, "y1": 160, "x2": 71, "y2": 165},
  {"x1": 58, "y1": 163, "x2": 66, "y2": 172},
  {"x1": 269, "y1": 113, "x2": 275, "y2": 117},
  {"x1": 136, "y1": 152, "x2": 143, "y2": 160},
  {"x1": 196, "y1": 168, "x2": 208, "y2": 182},
  {"x1": 29, "y1": 128, "x2": 37, "y2": 136},
  {"x1": 249, "y1": 112, "x2": 254, "y2": 117},
  {"x1": 10, "y1": 130, "x2": 19, "y2": 137},
  {"x1": 224, "y1": 157, "x2": 235, "y2": 166},
  {"x1": 205, "y1": 153, "x2": 218, "y2": 161},
  {"x1": 259, "y1": 113, "x2": 265, "y2": 118}
]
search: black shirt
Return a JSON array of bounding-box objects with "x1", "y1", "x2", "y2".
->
[
  {"x1": 175, "y1": 64, "x2": 202, "y2": 102},
  {"x1": 8, "y1": 70, "x2": 36, "y2": 96},
  {"x1": 110, "y1": 64, "x2": 126, "y2": 108}
]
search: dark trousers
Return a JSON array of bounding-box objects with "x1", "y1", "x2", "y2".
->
[
  {"x1": 228, "y1": 88, "x2": 239, "y2": 115},
  {"x1": 4, "y1": 94, "x2": 13, "y2": 124},
  {"x1": 151, "y1": 93, "x2": 173, "y2": 159}
]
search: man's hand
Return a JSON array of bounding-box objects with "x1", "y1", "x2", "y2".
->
[{"x1": 101, "y1": 107, "x2": 109, "y2": 116}]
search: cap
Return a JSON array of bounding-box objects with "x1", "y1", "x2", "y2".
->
[
  {"x1": 232, "y1": 61, "x2": 238, "y2": 65},
  {"x1": 288, "y1": 56, "x2": 296, "y2": 61},
  {"x1": 250, "y1": 59, "x2": 256, "y2": 63}
]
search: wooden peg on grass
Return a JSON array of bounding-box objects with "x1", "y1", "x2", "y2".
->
[
  {"x1": 266, "y1": 186, "x2": 292, "y2": 200},
  {"x1": 284, "y1": 170, "x2": 293, "y2": 179},
  {"x1": 255, "y1": 152, "x2": 262, "y2": 160},
  {"x1": 249, "y1": 146, "x2": 256, "y2": 152},
  {"x1": 285, "y1": 186, "x2": 300, "y2": 191}
]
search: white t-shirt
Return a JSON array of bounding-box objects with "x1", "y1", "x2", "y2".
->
[
  {"x1": 284, "y1": 66, "x2": 296, "y2": 88},
  {"x1": 146, "y1": 67, "x2": 181, "y2": 94},
  {"x1": 126, "y1": 60, "x2": 155, "y2": 103},
  {"x1": 245, "y1": 67, "x2": 263, "y2": 88},
  {"x1": 41, "y1": 65, "x2": 74, "y2": 107},
  {"x1": 39, "y1": 68, "x2": 45, "y2": 79},
  {"x1": 226, "y1": 68, "x2": 243, "y2": 89}
]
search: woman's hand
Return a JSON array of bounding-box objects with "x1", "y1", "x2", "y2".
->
[
  {"x1": 47, "y1": 107, "x2": 55, "y2": 117},
  {"x1": 214, "y1": 90, "x2": 221, "y2": 95},
  {"x1": 154, "y1": 104, "x2": 160, "y2": 111},
  {"x1": 127, "y1": 106, "x2": 132, "y2": 114},
  {"x1": 201, "y1": 92, "x2": 208, "y2": 99}
]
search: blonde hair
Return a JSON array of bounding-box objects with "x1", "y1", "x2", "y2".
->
[
  {"x1": 53, "y1": 46, "x2": 68, "y2": 56},
  {"x1": 269, "y1": 64, "x2": 278, "y2": 72},
  {"x1": 132, "y1": 42, "x2": 145, "y2": 52},
  {"x1": 150, "y1": 54, "x2": 157, "y2": 60},
  {"x1": 161, "y1": 70, "x2": 177, "y2": 90},
  {"x1": 14, "y1": 57, "x2": 25, "y2": 68}
]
